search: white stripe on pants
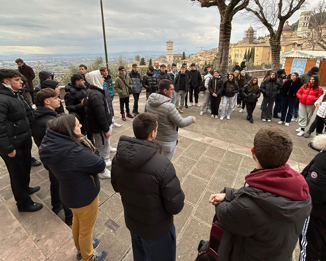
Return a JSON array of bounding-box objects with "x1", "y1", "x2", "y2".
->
[
  {"x1": 221, "y1": 96, "x2": 236, "y2": 117},
  {"x1": 298, "y1": 104, "x2": 315, "y2": 129}
]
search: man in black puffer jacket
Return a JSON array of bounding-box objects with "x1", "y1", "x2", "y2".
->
[
  {"x1": 64, "y1": 74, "x2": 87, "y2": 134},
  {"x1": 188, "y1": 63, "x2": 202, "y2": 106},
  {"x1": 157, "y1": 64, "x2": 171, "y2": 85},
  {"x1": 111, "y1": 113, "x2": 184, "y2": 261},
  {"x1": 143, "y1": 66, "x2": 158, "y2": 100},
  {"x1": 0, "y1": 69, "x2": 43, "y2": 212},
  {"x1": 34, "y1": 70, "x2": 54, "y2": 102}
]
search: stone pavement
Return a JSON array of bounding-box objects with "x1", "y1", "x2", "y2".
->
[{"x1": 0, "y1": 90, "x2": 319, "y2": 261}]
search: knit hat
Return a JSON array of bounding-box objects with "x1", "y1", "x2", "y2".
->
[
  {"x1": 311, "y1": 67, "x2": 319, "y2": 73},
  {"x1": 118, "y1": 66, "x2": 125, "y2": 71},
  {"x1": 41, "y1": 80, "x2": 59, "y2": 90},
  {"x1": 277, "y1": 69, "x2": 285, "y2": 75}
]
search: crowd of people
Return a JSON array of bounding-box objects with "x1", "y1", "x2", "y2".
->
[{"x1": 0, "y1": 57, "x2": 325, "y2": 261}]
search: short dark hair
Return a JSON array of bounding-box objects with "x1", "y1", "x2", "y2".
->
[
  {"x1": 79, "y1": 64, "x2": 87, "y2": 70},
  {"x1": 36, "y1": 88, "x2": 57, "y2": 106},
  {"x1": 100, "y1": 67, "x2": 109, "y2": 74},
  {"x1": 0, "y1": 69, "x2": 22, "y2": 83},
  {"x1": 15, "y1": 58, "x2": 24, "y2": 63},
  {"x1": 71, "y1": 74, "x2": 84, "y2": 85},
  {"x1": 254, "y1": 127, "x2": 293, "y2": 169},
  {"x1": 148, "y1": 66, "x2": 154, "y2": 72},
  {"x1": 159, "y1": 79, "x2": 172, "y2": 93},
  {"x1": 132, "y1": 63, "x2": 138, "y2": 68},
  {"x1": 133, "y1": 113, "x2": 158, "y2": 140},
  {"x1": 160, "y1": 64, "x2": 166, "y2": 68}
]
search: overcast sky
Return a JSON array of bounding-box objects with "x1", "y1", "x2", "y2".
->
[{"x1": 0, "y1": 0, "x2": 317, "y2": 55}]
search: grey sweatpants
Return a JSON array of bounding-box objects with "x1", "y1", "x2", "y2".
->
[
  {"x1": 175, "y1": 90, "x2": 186, "y2": 109},
  {"x1": 201, "y1": 92, "x2": 210, "y2": 112},
  {"x1": 298, "y1": 104, "x2": 315, "y2": 129},
  {"x1": 93, "y1": 125, "x2": 112, "y2": 162},
  {"x1": 221, "y1": 96, "x2": 236, "y2": 118},
  {"x1": 154, "y1": 139, "x2": 177, "y2": 161}
]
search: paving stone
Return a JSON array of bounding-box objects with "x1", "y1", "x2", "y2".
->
[
  {"x1": 173, "y1": 146, "x2": 185, "y2": 160},
  {"x1": 240, "y1": 156, "x2": 256, "y2": 170},
  {"x1": 99, "y1": 194, "x2": 124, "y2": 221},
  {"x1": 212, "y1": 139, "x2": 230, "y2": 150},
  {"x1": 47, "y1": 237, "x2": 76, "y2": 261},
  {"x1": 173, "y1": 155, "x2": 197, "y2": 182},
  {"x1": 209, "y1": 167, "x2": 238, "y2": 193},
  {"x1": 228, "y1": 143, "x2": 252, "y2": 157},
  {"x1": 0, "y1": 174, "x2": 10, "y2": 190},
  {"x1": 186, "y1": 141, "x2": 208, "y2": 159},
  {"x1": 100, "y1": 179, "x2": 116, "y2": 196},
  {"x1": 179, "y1": 128, "x2": 204, "y2": 142},
  {"x1": 0, "y1": 185, "x2": 13, "y2": 201},
  {"x1": 220, "y1": 151, "x2": 243, "y2": 172},
  {"x1": 177, "y1": 137, "x2": 194, "y2": 149},
  {"x1": 194, "y1": 191, "x2": 217, "y2": 225},
  {"x1": 190, "y1": 156, "x2": 219, "y2": 180},
  {"x1": 204, "y1": 146, "x2": 226, "y2": 161},
  {"x1": 35, "y1": 179, "x2": 51, "y2": 201},
  {"x1": 99, "y1": 190, "x2": 111, "y2": 207},
  {"x1": 174, "y1": 202, "x2": 193, "y2": 235},
  {"x1": 233, "y1": 167, "x2": 252, "y2": 189},
  {"x1": 181, "y1": 175, "x2": 208, "y2": 205}
]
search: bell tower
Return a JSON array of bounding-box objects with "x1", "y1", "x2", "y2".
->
[{"x1": 166, "y1": 41, "x2": 174, "y2": 65}]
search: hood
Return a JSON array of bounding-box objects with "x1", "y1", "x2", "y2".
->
[
  {"x1": 245, "y1": 164, "x2": 309, "y2": 201},
  {"x1": 41, "y1": 80, "x2": 59, "y2": 90},
  {"x1": 85, "y1": 70, "x2": 103, "y2": 89},
  {"x1": 115, "y1": 136, "x2": 158, "y2": 169},
  {"x1": 147, "y1": 93, "x2": 171, "y2": 107},
  {"x1": 39, "y1": 71, "x2": 54, "y2": 83},
  {"x1": 147, "y1": 71, "x2": 154, "y2": 76},
  {"x1": 277, "y1": 69, "x2": 285, "y2": 77},
  {"x1": 204, "y1": 74, "x2": 213, "y2": 80},
  {"x1": 130, "y1": 70, "x2": 139, "y2": 75},
  {"x1": 33, "y1": 106, "x2": 57, "y2": 119},
  {"x1": 39, "y1": 128, "x2": 79, "y2": 165},
  {"x1": 65, "y1": 83, "x2": 84, "y2": 92},
  {"x1": 0, "y1": 82, "x2": 15, "y2": 95}
]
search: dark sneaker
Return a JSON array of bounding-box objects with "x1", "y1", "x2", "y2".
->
[
  {"x1": 65, "y1": 216, "x2": 73, "y2": 226},
  {"x1": 185, "y1": 105, "x2": 189, "y2": 108},
  {"x1": 126, "y1": 113, "x2": 134, "y2": 119},
  {"x1": 273, "y1": 115, "x2": 280, "y2": 119},
  {"x1": 303, "y1": 132, "x2": 311, "y2": 138},
  {"x1": 89, "y1": 251, "x2": 107, "y2": 261},
  {"x1": 31, "y1": 157, "x2": 42, "y2": 167},
  {"x1": 52, "y1": 204, "x2": 63, "y2": 214},
  {"x1": 250, "y1": 118, "x2": 254, "y2": 123},
  {"x1": 18, "y1": 202, "x2": 43, "y2": 212},
  {"x1": 76, "y1": 239, "x2": 101, "y2": 260},
  {"x1": 28, "y1": 186, "x2": 40, "y2": 195},
  {"x1": 121, "y1": 114, "x2": 126, "y2": 121}
]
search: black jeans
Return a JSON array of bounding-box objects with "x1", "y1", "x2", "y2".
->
[
  {"x1": 273, "y1": 94, "x2": 282, "y2": 117},
  {"x1": 131, "y1": 224, "x2": 176, "y2": 261},
  {"x1": 133, "y1": 93, "x2": 140, "y2": 113},
  {"x1": 211, "y1": 96, "x2": 221, "y2": 116},
  {"x1": 261, "y1": 96, "x2": 275, "y2": 120},
  {"x1": 119, "y1": 97, "x2": 130, "y2": 115},
  {"x1": 0, "y1": 138, "x2": 33, "y2": 208},
  {"x1": 316, "y1": 115, "x2": 326, "y2": 134},
  {"x1": 185, "y1": 92, "x2": 188, "y2": 106},
  {"x1": 308, "y1": 118, "x2": 317, "y2": 134},
  {"x1": 49, "y1": 170, "x2": 73, "y2": 219},
  {"x1": 246, "y1": 101, "x2": 257, "y2": 119},
  {"x1": 280, "y1": 96, "x2": 296, "y2": 123},
  {"x1": 189, "y1": 87, "x2": 199, "y2": 104}
]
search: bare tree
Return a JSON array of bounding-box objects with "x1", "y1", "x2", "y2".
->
[
  {"x1": 246, "y1": 0, "x2": 305, "y2": 70},
  {"x1": 191, "y1": 0, "x2": 250, "y2": 79},
  {"x1": 303, "y1": 0, "x2": 326, "y2": 50}
]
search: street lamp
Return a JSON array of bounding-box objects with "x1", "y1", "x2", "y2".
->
[{"x1": 100, "y1": 0, "x2": 109, "y2": 70}]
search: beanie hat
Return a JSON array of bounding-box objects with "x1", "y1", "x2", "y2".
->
[
  {"x1": 41, "y1": 80, "x2": 59, "y2": 90},
  {"x1": 277, "y1": 69, "x2": 285, "y2": 75},
  {"x1": 311, "y1": 67, "x2": 319, "y2": 73},
  {"x1": 118, "y1": 66, "x2": 125, "y2": 71}
]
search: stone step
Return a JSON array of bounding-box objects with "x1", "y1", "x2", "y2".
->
[{"x1": 0, "y1": 194, "x2": 76, "y2": 260}]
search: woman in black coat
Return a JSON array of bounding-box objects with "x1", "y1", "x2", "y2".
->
[
  {"x1": 242, "y1": 77, "x2": 260, "y2": 123},
  {"x1": 39, "y1": 114, "x2": 107, "y2": 261},
  {"x1": 278, "y1": 72, "x2": 303, "y2": 126}
]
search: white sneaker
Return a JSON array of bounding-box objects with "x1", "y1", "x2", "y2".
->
[
  {"x1": 262, "y1": 119, "x2": 266, "y2": 122},
  {"x1": 285, "y1": 123, "x2": 290, "y2": 127},
  {"x1": 98, "y1": 168, "x2": 111, "y2": 179},
  {"x1": 189, "y1": 103, "x2": 193, "y2": 107},
  {"x1": 278, "y1": 121, "x2": 284, "y2": 124},
  {"x1": 200, "y1": 111, "x2": 203, "y2": 116},
  {"x1": 110, "y1": 147, "x2": 117, "y2": 152},
  {"x1": 239, "y1": 109, "x2": 244, "y2": 113},
  {"x1": 297, "y1": 130, "x2": 305, "y2": 136},
  {"x1": 220, "y1": 116, "x2": 224, "y2": 120},
  {"x1": 211, "y1": 114, "x2": 214, "y2": 118},
  {"x1": 207, "y1": 109, "x2": 211, "y2": 113},
  {"x1": 105, "y1": 159, "x2": 111, "y2": 167},
  {"x1": 291, "y1": 118, "x2": 298, "y2": 122},
  {"x1": 215, "y1": 115, "x2": 218, "y2": 119},
  {"x1": 267, "y1": 119, "x2": 272, "y2": 122},
  {"x1": 227, "y1": 116, "x2": 230, "y2": 120},
  {"x1": 196, "y1": 103, "x2": 200, "y2": 107},
  {"x1": 113, "y1": 122, "x2": 121, "y2": 128},
  {"x1": 296, "y1": 127, "x2": 301, "y2": 132},
  {"x1": 237, "y1": 104, "x2": 240, "y2": 108}
]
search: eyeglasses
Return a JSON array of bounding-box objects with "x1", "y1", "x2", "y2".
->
[{"x1": 169, "y1": 88, "x2": 175, "y2": 91}]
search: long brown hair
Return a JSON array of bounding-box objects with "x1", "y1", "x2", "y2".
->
[
  {"x1": 249, "y1": 77, "x2": 259, "y2": 93},
  {"x1": 227, "y1": 73, "x2": 237, "y2": 89},
  {"x1": 304, "y1": 75, "x2": 320, "y2": 91}
]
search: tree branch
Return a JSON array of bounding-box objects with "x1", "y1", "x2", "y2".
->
[{"x1": 191, "y1": 0, "x2": 218, "y2": 7}]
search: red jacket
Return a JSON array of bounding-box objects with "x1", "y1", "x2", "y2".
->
[{"x1": 296, "y1": 83, "x2": 323, "y2": 106}]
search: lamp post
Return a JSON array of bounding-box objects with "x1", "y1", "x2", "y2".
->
[{"x1": 100, "y1": 0, "x2": 109, "y2": 70}]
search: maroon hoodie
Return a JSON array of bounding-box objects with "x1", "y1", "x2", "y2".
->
[{"x1": 245, "y1": 164, "x2": 310, "y2": 201}]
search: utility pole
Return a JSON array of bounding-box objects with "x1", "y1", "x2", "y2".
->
[{"x1": 100, "y1": 0, "x2": 109, "y2": 70}]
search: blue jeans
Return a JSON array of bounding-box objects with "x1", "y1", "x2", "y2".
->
[
  {"x1": 273, "y1": 94, "x2": 282, "y2": 117},
  {"x1": 280, "y1": 96, "x2": 296, "y2": 123},
  {"x1": 293, "y1": 98, "x2": 299, "y2": 118},
  {"x1": 131, "y1": 224, "x2": 176, "y2": 261}
]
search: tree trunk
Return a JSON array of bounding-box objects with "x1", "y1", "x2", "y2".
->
[
  {"x1": 269, "y1": 37, "x2": 281, "y2": 71},
  {"x1": 216, "y1": 18, "x2": 232, "y2": 81}
]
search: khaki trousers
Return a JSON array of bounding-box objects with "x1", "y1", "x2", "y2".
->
[{"x1": 298, "y1": 104, "x2": 316, "y2": 129}]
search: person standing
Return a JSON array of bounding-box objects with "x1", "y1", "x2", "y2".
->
[
  {"x1": 32, "y1": 88, "x2": 73, "y2": 225},
  {"x1": 243, "y1": 77, "x2": 260, "y2": 123},
  {"x1": 129, "y1": 64, "x2": 142, "y2": 116},
  {"x1": 182, "y1": 63, "x2": 191, "y2": 108},
  {"x1": 153, "y1": 61, "x2": 160, "y2": 75},
  {"x1": 145, "y1": 79, "x2": 195, "y2": 161},
  {"x1": 79, "y1": 64, "x2": 90, "y2": 88},
  {"x1": 296, "y1": 75, "x2": 323, "y2": 137},
  {"x1": 39, "y1": 114, "x2": 107, "y2": 261},
  {"x1": 174, "y1": 67, "x2": 190, "y2": 113},
  {"x1": 111, "y1": 113, "x2": 185, "y2": 261},
  {"x1": 64, "y1": 74, "x2": 87, "y2": 134},
  {"x1": 188, "y1": 63, "x2": 202, "y2": 107},
  {"x1": 41, "y1": 80, "x2": 64, "y2": 114},
  {"x1": 260, "y1": 72, "x2": 280, "y2": 122},
  {"x1": 169, "y1": 65, "x2": 177, "y2": 104},
  {"x1": 157, "y1": 64, "x2": 171, "y2": 85},
  {"x1": 84, "y1": 70, "x2": 113, "y2": 178},
  {"x1": 273, "y1": 69, "x2": 286, "y2": 119},
  {"x1": 220, "y1": 73, "x2": 238, "y2": 120},
  {"x1": 278, "y1": 73, "x2": 302, "y2": 127},
  {"x1": 15, "y1": 58, "x2": 35, "y2": 104},
  {"x1": 208, "y1": 70, "x2": 223, "y2": 119},
  {"x1": 143, "y1": 66, "x2": 158, "y2": 100},
  {"x1": 232, "y1": 62, "x2": 241, "y2": 72},
  {"x1": 114, "y1": 66, "x2": 134, "y2": 121},
  {"x1": 240, "y1": 59, "x2": 246, "y2": 70},
  {"x1": 200, "y1": 69, "x2": 214, "y2": 116},
  {"x1": 0, "y1": 69, "x2": 42, "y2": 212}
]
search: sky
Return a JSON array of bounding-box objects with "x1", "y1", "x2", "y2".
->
[{"x1": 0, "y1": 0, "x2": 318, "y2": 55}]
